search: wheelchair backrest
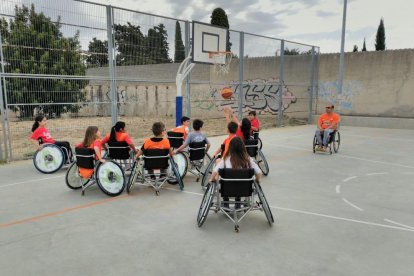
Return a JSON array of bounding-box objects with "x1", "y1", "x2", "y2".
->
[
  {"x1": 143, "y1": 149, "x2": 170, "y2": 170},
  {"x1": 188, "y1": 141, "x2": 207, "y2": 161},
  {"x1": 219, "y1": 168, "x2": 255, "y2": 197},
  {"x1": 252, "y1": 131, "x2": 259, "y2": 140},
  {"x1": 244, "y1": 139, "x2": 259, "y2": 158},
  {"x1": 167, "y1": 131, "x2": 184, "y2": 149},
  {"x1": 75, "y1": 147, "x2": 95, "y2": 169},
  {"x1": 107, "y1": 141, "x2": 130, "y2": 160}
]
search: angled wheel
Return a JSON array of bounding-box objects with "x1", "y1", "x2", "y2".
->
[
  {"x1": 312, "y1": 135, "x2": 317, "y2": 153},
  {"x1": 256, "y1": 150, "x2": 269, "y2": 176},
  {"x1": 333, "y1": 132, "x2": 340, "y2": 153},
  {"x1": 65, "y1": 162, "x2": 86, "y2": 190},
  {"x1": 33, "y1": 144, "x2": 65, "y2": 174},
  {"x1": 127, "y1": 160, "x2": 141, "y2": 194},
  {"x1": 95, "y1": 161, "x2": 126, "y2": 197},
  {"x1": 197, "y1": 182, "x2": 215, "y2": 227},
  {"x1": 258, "y1": 137, "x2": 263, "y2": 150},
  {"x1": 255, "y1": 182, "x2": 274, "y2": 225},
  {"x1": 167, "y1": 152, "x2": 188, "y2": 184},
  {"x1": 169, "y1": 156, "x2": 184, "y2": 190},
  {"x1": 201, "y1": 156, "x2": 217, "y2": 189}
]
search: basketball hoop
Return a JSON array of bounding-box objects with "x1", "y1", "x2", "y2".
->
[{"x1": 208, "y1": 51, "x2": 233, "y2": 75}]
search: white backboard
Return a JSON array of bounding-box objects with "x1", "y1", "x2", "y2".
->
[{"x1": 192, "y1": 21, "x2": 228, "y2": 64}]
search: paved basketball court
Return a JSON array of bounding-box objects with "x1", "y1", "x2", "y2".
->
[{"x1": 1, "y1": 124, "x2": 413, "y2": 276}]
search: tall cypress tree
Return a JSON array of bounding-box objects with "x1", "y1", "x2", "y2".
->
[
  {"x1": 174, "y1": 21, "x2": 185, "y2": 63},
  {"x1": 210, "y1": 7, "x2": 232, "y2": 52},
  {"x1": 362, "y1": 38, "x2": 367, "y2": 51},
  {"x1": 375, "y1": 18, "x2": 386, "y2": 51}
]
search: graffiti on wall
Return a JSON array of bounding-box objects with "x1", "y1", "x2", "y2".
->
[
  {"x1": 193, "y1": 78, "x2": 297, "y2": 115},
  {"x1": 318, "y1": 80, "x2": 363, "y2": 110}
]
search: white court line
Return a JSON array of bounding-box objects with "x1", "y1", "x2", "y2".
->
[
  {"x1": 384, "y1": 219, "x2": 414, "y2": 231},
  {"x1": 0, "y1": 175, "x2": 63, "y2": 188},
  {"x1": 366, "y1": 172, "x2": 389, "y2": 176},
  {"x1": 335, "y1": 185, "x2": 341, "y2": 194},
  {"x1": 343, "y1": 176, "x2": 357, "y2": 182},
  {"x1": 342, "y1": 198, "x2": 364, "y2": 211}
]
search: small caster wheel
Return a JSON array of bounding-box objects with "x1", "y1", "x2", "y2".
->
[
  {"x1": 235, "y1": 226, "x2": 239, "y2": 233},
  {"x1": 196, "y1": 177, "x2": 200, "y2": 182},
  {"x1": 155, "y1": 190, "x2": 160, "y2": 196},
  {"x1": 82, "y1": 191, "x2": 85, "y2": 196}
]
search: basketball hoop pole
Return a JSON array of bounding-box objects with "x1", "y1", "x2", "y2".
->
[{"x1": 176, "y1": 48, "x2": 195, "y2": 126}]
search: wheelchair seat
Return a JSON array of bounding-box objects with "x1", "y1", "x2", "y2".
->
[
  {"x1": 197, "y1": 168, "x2": 274, "y2": 232},
  {"x1": 143, "y1": 149, "x2": 170, "y2": 171},
  {"x1": 167, "y1": 131, "x2": 184, "y2": 149},
  {"x1": 107, "y1": 141, "x2": 131, "y2": 160},
  {"x1": 188, "y1": 141, "x2": 207, "y2": 161}
]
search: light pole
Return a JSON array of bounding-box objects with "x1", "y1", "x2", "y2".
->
[{"x1": 337, "y1": 0, "x2": 347, "y2": 114}]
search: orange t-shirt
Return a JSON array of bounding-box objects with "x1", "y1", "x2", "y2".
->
[
  {"x1": 318, "y1": 113, "x2": 340, "y2": 130},
  {"x1": 221, "y1": 134, "x2": 237, "y2": 158},
  {"x1": 76, "y1": 139, "x2": 102, "y2": 179},
  {"x1": 101, "y1": 132, "x2": 133, "y2": 145},
  {"x1": 142, "y1": 137, "x2": 171, "y2": 150},
  {"x1": 171, "y1": 125, "x2": 189, "y2": 140}
]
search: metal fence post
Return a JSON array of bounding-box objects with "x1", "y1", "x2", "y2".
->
[
  {"x1": 0, "y1": 75, "x2": 5, "y2": 160},
  {"x1": 0, "y1": 30, "x2": 11, "y2": 160},
  {"x1": 238, "y1": 32, "x2": 244, "y2": 121},
  {"x1": 185, "y1": 21, "x2": 191, "y2": 123},
  {"x1": 308, "y1": 46, "x2": 316, "y2": 124},
  {"x1": 106, "y1": 5, "x2": 117, "y2": 125},
  {"x1": 278, "y1": 40, "x2": 285, "y2": 127}
]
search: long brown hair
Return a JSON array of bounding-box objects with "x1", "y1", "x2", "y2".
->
[
  {"x1": 228, "y1": 137, "x2": 250, "y2": 169},
  {"x1": 82, "y1": 126, "x2": 99, "y2": 147}
]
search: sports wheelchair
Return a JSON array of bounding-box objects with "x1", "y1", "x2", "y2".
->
[
  {"x1": 33, "y1": 138, "x2": 74, "y2": 174},
  {"x1": 65, "y1": 147, "x2": 126, "y2": 196},
  {"x1": 105, "y1": 141, "x2": 135, "y2": 172},
  {"x1": 197, "y1": 168, "x2": 274, "y2": 232},
  {"x1": 126, "y1": 149, "x2": 184, "y2": 196},
  {"x1": 167, "y1": 131, "x2": 188, "y2": 181},
  {"x1": 312, "y1": 130, "x2": 340, "y2": 154},
  {"x1": 200, "y1": 139, "x2": 269, "y2": 190}
]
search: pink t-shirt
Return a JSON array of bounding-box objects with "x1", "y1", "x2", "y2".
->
[{"x1": 31, "y1": 127, "x2": 55, "y2": 143}]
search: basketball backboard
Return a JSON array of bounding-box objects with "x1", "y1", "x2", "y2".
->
[{"x1": 192, "y1": 21, "x2": 228, "y2": 64}]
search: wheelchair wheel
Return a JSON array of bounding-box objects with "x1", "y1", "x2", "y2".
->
[
  {"x1": 255, "y1": 182, "x2": 274, "y2": 225},
  {"x1": 95, "y1": 161, "x2": 126, "y2": 197},
  {"x1": 257, "y1": 150, "x2": 269, "y2": 176},
  {"x1": 65, "y1": 162, "x2": 87, "y2": 190},
  {"x1": 168, "y1": 156, "x2": 184, "y2": 190},
  {"x1": 127, "y1": 160, "x2": 142, "y2": 194},
  {"x1": 197, "y1": 182, "x2": 215, "y2": 227},
  {"x1": 33, "y1": 144, "x2": 65, "y2": 174},
  {"x1": 201, "y1": 156, "x2": 217, "y2": 189},
  {"x1": 258, "y1": 137, "x2": 263, "y2": 150},
  {"x1": 333, "y1": 132, "x2": 340, "y2": 153},
  {"x1": 167, "y1": 152, "x2": 188, "y2": 184},
  {"x1": 312, "y1": 135, "x2": 317, "y2": 153}
]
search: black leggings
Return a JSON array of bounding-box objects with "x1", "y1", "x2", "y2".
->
[{"x1": 54, "y1": 141, "x2": 73, "y2": 162}]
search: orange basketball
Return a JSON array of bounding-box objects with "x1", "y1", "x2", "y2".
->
[{"x1": 221, "y1": 87, "x2": 233, "y2": 99}]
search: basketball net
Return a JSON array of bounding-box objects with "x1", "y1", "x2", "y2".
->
[{"x1": 209, "y1": 51, "x2": 232, "y2": 75}]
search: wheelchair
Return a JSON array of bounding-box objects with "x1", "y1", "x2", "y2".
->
[
  {"x1": 312, "y1": 130, "x2": 340, "y2": 154},
  {"x1": 126, "y1": 149, "x2": 184, "y2": 196},
  {"x1": 105, "y1": 141, "x2": 135, "y2": 172},
  {"x1": 252, "y1": 131, "x2": 263, "y2": 150},
  {"x1": 200, "y1": 140, "x2": 269, "y2": 190},
  {"x1": 33, "y1": 139, "x2": 74, "y2": 174},
  {"x1": 197, "y1": 168, "x2": 274, "y2": 232},
  {"x1": 167, "y1": 131, "x2": 188, "y2": 181},
  {"x1": 65, "y1": 147, "x2": 126, "y2": 196}
]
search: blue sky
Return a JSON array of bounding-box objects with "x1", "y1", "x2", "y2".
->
[{"x1": 86, "y1": 0, "x2": 414, "y2": 53}]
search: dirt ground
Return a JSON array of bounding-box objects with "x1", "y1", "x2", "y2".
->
[{"x1": 1, "y1": 114, "x2": 306, "y2": 160}]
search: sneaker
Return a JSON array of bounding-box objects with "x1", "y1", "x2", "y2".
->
[{"x1": 320, "y1": 147, "x2": 326, "y2": 152}]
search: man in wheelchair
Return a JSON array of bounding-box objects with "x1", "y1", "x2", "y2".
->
[{"x1": 315, "y1": 104, "x2": 340, "y2": 152}]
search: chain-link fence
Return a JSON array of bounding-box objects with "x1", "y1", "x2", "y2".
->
[{"x1": 0, "y1": 0, "x2": 319, "y2": 160}]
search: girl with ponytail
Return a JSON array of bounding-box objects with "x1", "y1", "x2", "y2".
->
[{"x1": 101, "y1": 121, "x2": 137, "y2": 153}]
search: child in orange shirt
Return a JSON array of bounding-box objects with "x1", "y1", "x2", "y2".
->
[
  {"x1": 76, "y1": 126, "x2": 105, "y2": 179},
  {"x1": 135, "y1": 122, "x2": 174, "y2": 159},
  {"x1": 101, "y1": 121, "x2": 137, "y2": 154}
]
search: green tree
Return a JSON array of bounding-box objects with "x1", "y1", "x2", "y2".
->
[
  {"x1": 284, "y1": 48, "x2": 300, "y2": 55},
  {"x1": 375, "y1": 18, "x2": 386, "y2": 51},
  {"x1": 174, "y1": 21, "x2": 185, "y2": 63},
  {"x1": 362, "y1": 38, "x2": 367, "y2": 51},
  {"x1": 114, "y1": 22, "x2": 145, "y2": 65},
  {"x1": 353, "y1": 45, "x2": 358, "y2": 52},
  {"x1": 146, "y1": 23, "x2": 171, "y2": 64},
  {"x1": 2, "y1": 4, "x2": 86, "y2": 118},
  {"x1": 87, "y1": 37, "x2": 108, "y2": 68},
  {"x1": 210, "y1": 7, "x2": 232, "y2": 52}
]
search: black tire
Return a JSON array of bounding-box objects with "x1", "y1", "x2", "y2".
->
[
  {"x1": 170, "y1": 156, "x2": 184, "y2": 190},
  {"x1": 95, "y1": 161, "x2": 126, "y2": 197},
  {"x1": 333, "y1": 132, "x2": 340, "y2": 153},
  {"x1": 257, "y1": 150, "x2": 269, "y2": 176},
  {"x1": 255, "y1": 182, "x2": 274, "y2": 225},
  {"x1": 258, "y1": 137, "x2": 263, "y2": 150},
  {"x1": 197, "y1": 182, "x2": 215, "y2": 227},
  {"x1": 201, "y1": 156, "x2": 217, "y2": 189},
  {"x1": 167, "y1": 153, "x2": 188, "y2": 184},
  {"x1": 127, "y1": 160, "x2": 140, "y2": 194},
  {"x1": 65, "y1": 162, "x2": 85, "y2": 190},
  {"x1": 312, "y1": 135, "x2": 317, "y2": 153},
  {"x1": 33, "y1": 144, "x2": 65, "y2": 174}
]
